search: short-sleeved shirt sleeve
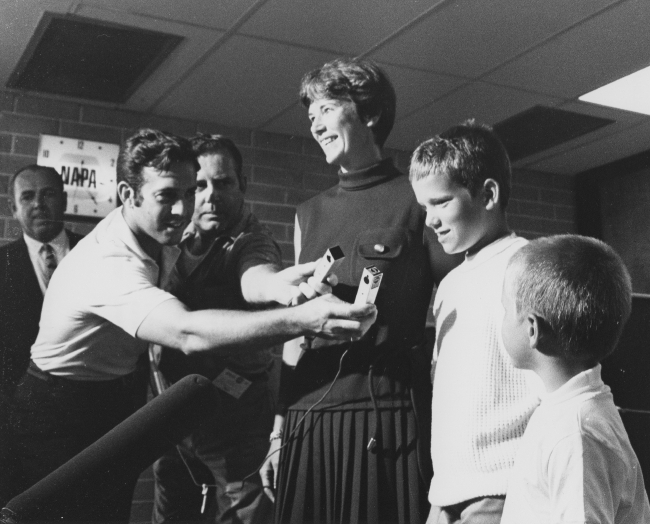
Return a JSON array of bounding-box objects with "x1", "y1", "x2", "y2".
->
[
  {"x1": 547, "y1": 432, "x2": 617, "y2": 523},
  {"x1": 170, "y1": 211, "x2": 282, "y2": 312},
  {"x1": 83, "y1": 250, "x2": 176, "y2": 337},
  {"x1": 232, "y1": 230, "x2": 282, "y2": 280}
]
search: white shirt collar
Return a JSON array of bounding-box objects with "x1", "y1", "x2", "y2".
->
[
  {"x1": 465, "y1": 232, "x2": 516, "y2": 264},
  {"x1": 540, "y1": 364, "x2": 606, "y2": 407},
  {"x1": 108, "y1": 207, "x2": 181, "y2": 286},
  {"x1": 23, "y1": 227, "x2": 69, "y2": 260}
]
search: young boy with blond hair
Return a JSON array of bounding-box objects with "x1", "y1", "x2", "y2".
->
[
  {"x1": 500, "y1": 234, "x2": 650, "y2": 523},
  {"x1": 410, "y1": 120, "x2": 539, "y2": 523}
]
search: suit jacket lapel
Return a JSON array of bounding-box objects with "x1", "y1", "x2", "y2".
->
[{"x1": 12, "y1": 237, "x2": 43, "y2": 301}]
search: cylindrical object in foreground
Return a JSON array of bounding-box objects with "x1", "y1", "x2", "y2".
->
[{"x1": 1, "y1": 374, "x2": 218, "y2": 522}]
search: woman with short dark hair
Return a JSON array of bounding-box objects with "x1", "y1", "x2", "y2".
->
[{"x1": 261, "y1": 58, "x2": 457, "y2": 524}]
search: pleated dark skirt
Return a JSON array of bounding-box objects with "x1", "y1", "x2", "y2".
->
[{"x1": 275, "y1": 405, "x2": 430, "y2": 524}]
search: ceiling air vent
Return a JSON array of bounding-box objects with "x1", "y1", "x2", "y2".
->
[
  {"x1": 494, "y1": 105, "x2": 615, "y2": 161},
  {"x1": 7, "y1": 12, "x2": 183, "y2": 103}
]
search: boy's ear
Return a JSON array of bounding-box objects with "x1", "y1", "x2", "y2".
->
[
  {"x1": 527, "y1": 313, "x2": 542, "y2": 350},
  {"x1": 482, "y1": 178, "x2": 500, "y2": 210}
]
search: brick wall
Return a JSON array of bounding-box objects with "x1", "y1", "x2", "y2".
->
[
  {"x1": 508, "y1": 168, "x2": 577, "y2": 239},
  {"x1": 0, "y1": 88, "x2": 578, "y2": 522}
]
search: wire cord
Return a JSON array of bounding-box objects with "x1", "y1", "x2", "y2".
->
[{"x1": 242, "y1": 343, "x2": 352, "y2": 486}]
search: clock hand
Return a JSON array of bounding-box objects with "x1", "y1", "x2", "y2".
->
[{"x1": 85, "y1": 188, "x2": 98, "y2": 205}]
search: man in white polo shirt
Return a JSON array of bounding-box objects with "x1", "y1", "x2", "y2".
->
[{"x1": 9, "y1": 129, "x2": 376, "y2": 522}]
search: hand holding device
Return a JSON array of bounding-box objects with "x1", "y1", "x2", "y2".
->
[
  {"x1": 313, "y1": 246, "x2": 345, "y2": 282},
  {"x1": 294, "y1": 246, "x2": 345, "y2": 305},
  {"x1": 298, "y1": 293, "x2": 377, "y2": 340}
]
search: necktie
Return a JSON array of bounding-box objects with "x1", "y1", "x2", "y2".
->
[{"x1": 40, "y1": 243, "x2": 57, "y2": 288}]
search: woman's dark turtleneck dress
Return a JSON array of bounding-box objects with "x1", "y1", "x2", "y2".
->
[{"x1": 275, "y1": 158, "x2": 444, "y2": 524}]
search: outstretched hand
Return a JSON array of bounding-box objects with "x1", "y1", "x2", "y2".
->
[{"x1": 296, "y1": 293, "x2": 377, "y2": 340}]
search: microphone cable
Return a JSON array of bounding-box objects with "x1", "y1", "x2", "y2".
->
[{"x1": 241, "y1": 341, "x2": 353, "y2": 489}]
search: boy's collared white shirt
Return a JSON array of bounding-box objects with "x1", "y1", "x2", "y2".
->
[{"x1": 502, "y1": 364, "x2": 650, "y2": 524}]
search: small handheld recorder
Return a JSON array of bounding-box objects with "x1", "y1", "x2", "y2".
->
[
  {"x1": 354, "y1": 266, "x2": 383, "y2": 305},
  {"x1": 313, "y1": 246, "x2": 345, "y2": 283}
]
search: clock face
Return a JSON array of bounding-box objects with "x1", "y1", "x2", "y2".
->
[{"x1": 37, "y1": 135, "x2": 120, "y2": 218}]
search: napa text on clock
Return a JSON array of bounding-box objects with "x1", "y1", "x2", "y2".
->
[{"x1": 59, "y1": 166, "x2": 97, "y2": 188}]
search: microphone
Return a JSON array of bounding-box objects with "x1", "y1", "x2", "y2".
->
[{"x1": 1, "y1": 374, "x2": 218, "y2": 523}]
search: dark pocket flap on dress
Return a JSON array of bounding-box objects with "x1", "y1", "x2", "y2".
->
[{"x1": 356, "y1": 228, "x2": 407, "y2": 259}]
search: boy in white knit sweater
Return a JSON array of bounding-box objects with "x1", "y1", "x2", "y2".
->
[
  {"x1": 500, "y1": 235, "x2": 650, "y2": 523},
  {"x1": 410, "y1": 120, "x2": 539, "y2": 523}
]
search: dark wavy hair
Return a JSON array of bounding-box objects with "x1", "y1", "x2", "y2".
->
[
  {"x1": 410, "y1": 120, "x2": 512, "y2": 209},
  {"x1": 118, "y1": 129, "x2": 199, "y2": 201},
  {"x1": 190, "y1": 134, "x2": 244, "y2": 190},
  {"x1": 299, "y1": 58, "x2": 396, "y2": 148},
  {"x1": 507, "y1": 235, "x2": 632, "y2": 365}
]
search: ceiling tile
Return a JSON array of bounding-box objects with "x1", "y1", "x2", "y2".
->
[
  {"x1": 78, "y1": 0, "x2": 259, "y2": 29},
  {"x1": 386, "y1": 81, "x2": 561, "y2": 151},
  {"x1": 495, "y1": 106, "x2": 615, "y2": 162},
  {"x1": 371, "y1": 0, "x2": 618, "y2": 77},
  {"x1": 239, "y1": 0, "x2": 435, "y2": 55},
  {"x1": 380, "y1": 63, "x2": 465, "y2": 117},
  {"x1": 73, "y1": 4, "x2": 224, "y2": 110},
  {"x1": 513, "y1": 101, "x2": 648, "y2": 167},
  {"x1": 0, "y1": 0, "x2": 74, "y2": 86},
  {"x1": 156, "y1": 36, "x2": 332, "y2": 128},
  {"x1": 484, "y1": 0, "x2": 650, "y2": 98},
  {"x1": 527, "y1": 120, "x2": 650, "y2": 175}
]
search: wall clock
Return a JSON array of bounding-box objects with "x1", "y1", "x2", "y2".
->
[{"x1": 37, "y1": 134, "x2": 120, "y2": 218}]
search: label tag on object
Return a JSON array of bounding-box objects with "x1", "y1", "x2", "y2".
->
[{"x1": 213, "y1": 368, "x2": 251, "y2": 399}]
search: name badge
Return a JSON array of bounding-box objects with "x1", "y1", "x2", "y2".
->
[{"x1": 213, "y1": 368, "x2": 251, "y2": 399}]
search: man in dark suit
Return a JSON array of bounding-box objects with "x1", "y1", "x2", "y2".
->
[
  {"x1": 0, "y1": 164, "x2": 82, "y2": 503},
  {"x1": 0, "y1": 164, "x2": 82, "y2": 396}
]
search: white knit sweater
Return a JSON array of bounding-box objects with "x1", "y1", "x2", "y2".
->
[{"x1": 429, "y1": 234, "x2": 540, "y2": 506}]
